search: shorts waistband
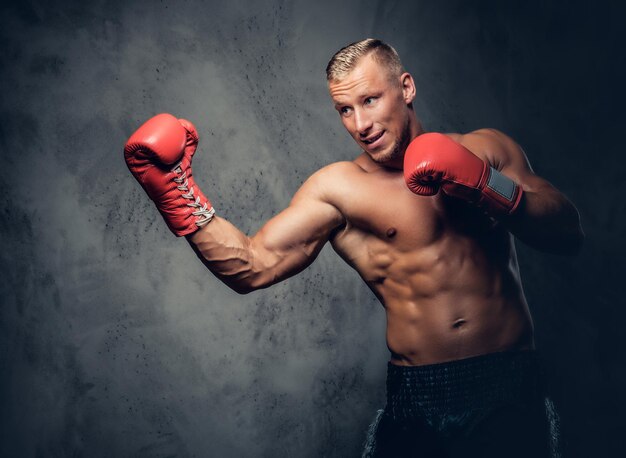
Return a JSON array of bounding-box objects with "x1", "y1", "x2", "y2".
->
[{"x1": 386, "y1": 350, "x2": 544, "y2": 421}]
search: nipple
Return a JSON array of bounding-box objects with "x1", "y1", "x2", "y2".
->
[{"x1": 386, "y1": 227, "x2": 397, "y2": 238}]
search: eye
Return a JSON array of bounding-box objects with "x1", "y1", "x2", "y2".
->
[
  {"x1": 364, "y1": 96, "x2": 377, "y2": 106},
  {"x1": 339, "y1": 106, "x2": 352, "y2": 116}
]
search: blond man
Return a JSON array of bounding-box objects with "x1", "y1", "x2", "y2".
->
[{"x1": 124, "y1": 39, "x2": 582, "y2": 457}]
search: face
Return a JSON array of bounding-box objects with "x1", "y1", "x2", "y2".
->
[{"x1": 328, "y1": 54, "x2": 417, "y2": 166}]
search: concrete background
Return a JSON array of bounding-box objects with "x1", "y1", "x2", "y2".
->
[{"x1": 0, "y1": 0, "x2": 623, "y2": 456}]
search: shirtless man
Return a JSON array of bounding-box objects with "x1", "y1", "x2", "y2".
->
[{"x1": 124, "y1": 39, "x2": 583, "y2": 457}]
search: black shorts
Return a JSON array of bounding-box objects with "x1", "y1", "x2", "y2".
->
[{"x1": 362, "y1": 351, "x2": 560, "y2": 458}]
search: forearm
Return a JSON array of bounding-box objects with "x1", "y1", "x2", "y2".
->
[
  {"x1": 502, "y1": 189, "x2": 584, "y2": 254},
  {"x1": 124, "y1": 113, "x2": 333, "y2": 292},
  {"x1": 187, "y1": 217, "x2": 275, "y2": 294},
  {"x1": 404, "y1": 129, "x2": 585, "y2": 255}
]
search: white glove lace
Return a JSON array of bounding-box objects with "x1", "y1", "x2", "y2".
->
[{"x1": 172, "y1": 163, "x2": 215, "y2": 227}]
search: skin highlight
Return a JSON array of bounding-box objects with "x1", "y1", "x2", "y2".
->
[
  {"x1": 328, "y1": 53, "x2": 421, "y2": 168},
  {"x1": 188, "y1": 51, "x2": 584, "y2": 365}
]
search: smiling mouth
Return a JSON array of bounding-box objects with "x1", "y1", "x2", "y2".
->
[{"x1": 362, "y1": 131, "x2": 384, "y2": 145}]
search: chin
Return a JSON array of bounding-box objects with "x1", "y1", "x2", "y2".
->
[{"x1": 369, "y1": 142, "x2": 402, "y2": 165}]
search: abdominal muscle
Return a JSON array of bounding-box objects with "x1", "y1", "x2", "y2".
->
[
  {"x1": 333, "y1": 220, "x2": 535, "y2": 367},
  {"x1": 326, "y1": 160, "x2": 535, "y2": 366},
  {"x1": 383, "y1": 288, "x2": 534, "y2": 366}
]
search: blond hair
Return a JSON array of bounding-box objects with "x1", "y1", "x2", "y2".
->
[{"x1": 326, "y1": 38, "x2": 405, "y2": 82}]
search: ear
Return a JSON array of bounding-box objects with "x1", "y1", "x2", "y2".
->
[{"x1": 400, "y1": 72, "x2": 416, "y2": 104}]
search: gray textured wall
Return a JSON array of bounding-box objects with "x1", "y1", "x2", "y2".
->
[{"x1": 1, "y1": 0, "x2": 623, "y2": 457}]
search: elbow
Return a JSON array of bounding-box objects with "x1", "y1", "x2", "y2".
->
[
  {"x1": 565, "y1": 208, "x2": 585, "y2": 255},
  {"x1": 230, "y1": 283, "x2": 256, "y2": 295},
  {"x1": 561, "y1": 217, "x2": 585, "y2": 255},
  {"x1": 520, "y1": 227, "x2": 585, "y2": 255},
  {"x1": 224, "y1": 274, "x2": 273, "y2": 295},
  {"x1": 221, "y1": 277, "x2": 257, "y2": 295},
  {"x1": 539, "y1": 209, "x2": 586, "y2": 255},
  {"x1": 566, "y1": 227, "x2": 585, "y2": 255},
  {"x1": 545, "y1": 228, "x2": 585, "y2": 256},
  {"x1": 565, "y1": 207, "x2": 585, "y2": 255}
]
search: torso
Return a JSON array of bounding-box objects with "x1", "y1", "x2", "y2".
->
[{"x1": 323, "y1": 134, "x2": 534, "y2": 366}]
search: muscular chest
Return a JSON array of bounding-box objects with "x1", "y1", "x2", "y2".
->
[
  {"x1": 330, "y1": 170, "x2": 503, "y2": 267},
  {"x1": 336, "y1": 172, "x2": 442, "y2": 248}
]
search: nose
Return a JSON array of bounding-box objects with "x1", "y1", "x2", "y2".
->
[{"x1": 354, "y1": 108, "x2": 373, "y2": 137}]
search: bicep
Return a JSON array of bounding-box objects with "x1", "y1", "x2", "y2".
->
[
  {"x1": 469, "y1": 128, "x2": 555, "y2": 193},
  {"x1": 469, "y1": 129, "x2": 584, "y2": 253},
  {"x1": 249, "y1": 183, "x2": 344, "y2": 284}
]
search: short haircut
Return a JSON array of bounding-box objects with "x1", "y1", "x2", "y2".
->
[{"x1": 326, "y1": 38, "x2": 405, "y2": 83}]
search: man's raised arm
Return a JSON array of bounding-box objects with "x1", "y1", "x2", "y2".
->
[
  {"x1": 124, "y1": 114, "x2": 344, "y2": 294},
  {"x1": 402, "y1": 128, "x2": 584, "y2": 255},
  {"x1": 462, "y1": 129, "x2": 584, "y2": 255},
  {"x1": 188, "y1": 176, "x2": 344, "y2": 294}
]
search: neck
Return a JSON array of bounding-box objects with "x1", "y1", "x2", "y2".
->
[
  {"x1": 381, "y1": 116, "x2": 424, "y2": 170},
  {"x1": 409, "y1": 114, "x2": 424, "y2": 141}
]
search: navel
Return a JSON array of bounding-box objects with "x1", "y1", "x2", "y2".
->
[
  {"x1": 452, "y1": 319, "x2": 467, "y2": 329},
  {"x1": 386, "y1": 227, "x2": 397, "y2": 238}
]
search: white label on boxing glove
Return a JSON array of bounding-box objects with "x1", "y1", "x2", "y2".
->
[{"x1": 486, "y1": 167, "x2": 516, "y2": 201}]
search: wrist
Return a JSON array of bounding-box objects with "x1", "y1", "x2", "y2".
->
[
  {"x1": 173, "y1": 161, "x2": 215, "y2": 224},
  {"x1": 477, "y1": 166, "x2": 523, "y2": 216},
  {"x1": 163, "y1": 159, "x2": 215, "y2": 237},
  {"x1": 124, "y1": 114, "x2": 216, "y2": 237}
]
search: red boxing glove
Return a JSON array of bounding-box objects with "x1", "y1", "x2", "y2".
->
[
  {"x1": 124, "y1": 113, "x2": 215, "y2": 236},
  {"x1": 403, "y1": 133, "x2": 523, "y2": 216}
]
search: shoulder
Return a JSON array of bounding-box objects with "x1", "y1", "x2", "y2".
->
[
  {"x1": 463, "y1": 128, "x2": 520, "y2": 149},
  {"x1": 293, "y1": 161, "x2": 365, "y2": 203},
  {"x1": 455, "y1": 128, "x2": 530, "y2": 171},
  {"x1": 316, "y1": 160, "x2": 367, "y2": 176},
  {"x1": 304, "y1": 160, "x2": 365, "y2": 186}
]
